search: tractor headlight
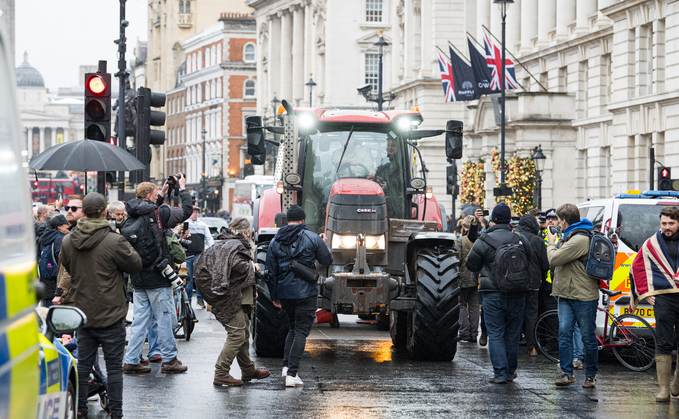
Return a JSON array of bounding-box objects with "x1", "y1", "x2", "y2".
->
[{"x1": 331, "y1": 234, "x2": 385, "y2": 250}]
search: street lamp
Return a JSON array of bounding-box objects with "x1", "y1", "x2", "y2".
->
[
  {"x1": 533, "y1": 144, "x2": 546, "y2": 210},
  {"x1": 493, "y1": 0, "x2": 514, "y2": 197},
  {"x1": 373, "y1": 30, "x2": 388, "y2": 111},
  {"x1": 201, "y1": 127, "x2": 207, "y2": 213},
  {"x1": 305, "y1": 74, "x2": 317, "y2": 107}
]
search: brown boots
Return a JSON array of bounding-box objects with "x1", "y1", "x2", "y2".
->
[{"x1": 655, "y1": 355, "x2": 672, "y2": 402}]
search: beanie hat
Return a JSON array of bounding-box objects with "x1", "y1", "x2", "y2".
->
[
  {"x1": 49, "y1": 214, "x2": 69, "y2": 229},
  {"x1": 82, "y1": 193, "x2": 107, "y2": 216},
  {"x1": 491, "y1": 203, "x2": 512, "y2": 225},
  {"x1": 286, "y1": 205, "x2": 306, "y2": 222}
]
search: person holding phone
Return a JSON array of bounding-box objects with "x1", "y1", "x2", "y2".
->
[{"x1": 183, "y1": 205, "x2": 214, "y2": 308}]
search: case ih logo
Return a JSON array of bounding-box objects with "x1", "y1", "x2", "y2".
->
[{"x1": 357, "y1": 209, "x2": 376, "y2": 213}]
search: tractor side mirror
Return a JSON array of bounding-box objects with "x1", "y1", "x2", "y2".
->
[
  {"x1": 246, "y1": 116, "x2": 266, "y2": 157},
  {"x1": 445, "y1": 120, "x2": 463, "y2": 159}
]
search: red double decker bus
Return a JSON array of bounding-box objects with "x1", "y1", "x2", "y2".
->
[{"x1": 29, "y1": 178, "x2": 78, "y2": 204}]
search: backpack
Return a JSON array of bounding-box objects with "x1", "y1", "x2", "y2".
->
[
  {"x1": 564, "y1": 229, "x2": 616, "y2": 281},
  {"x1": 480, "y1": 232, "x2": 531, "y2": 294},
  {"x1": 121, "y1": 213, "x2": 161, "y2": 269},
  {"x1": 39, "y1": 243, "x2": 59, "y2": 282}
]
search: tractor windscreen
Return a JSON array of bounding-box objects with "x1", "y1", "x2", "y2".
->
[{"x1": 300, "y1": 127, "x2": 407, "y2": 233}]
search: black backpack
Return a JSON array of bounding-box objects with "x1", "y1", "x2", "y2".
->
[
  {"x1": 121, "y1": 213, "x2": 161, "y2": 269},
  {"x1": 480, "y1": 233, "x2": 531, "y2": 294}
]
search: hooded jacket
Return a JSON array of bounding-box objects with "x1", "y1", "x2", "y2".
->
[
  {"x1": 194, "y1": 231, "x2": 255, "y2": 326},
  {"x1": 266, "y1": 223, "x2": 333, "y2": 300},
  {"x1": 39, "y1": 227, "x2": 66, "y2": 299},
  {"x1": 516, "y1": 215, "x2": 550, "y2": 290},
  {"x1": 465, "y1": 223, "x2": 534, "y2": 292},
  {"x1": 60, "y1": 217, "x2": 142, "y2": 328},
  {"x1": 124, "y1": 191, "x2": 193, "y2": 289},
  {"x1": 547, "y1": 218, "x2": 598, "y2": 301}
]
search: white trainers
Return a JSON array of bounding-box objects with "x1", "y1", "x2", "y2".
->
[
  {"x1": 281, "y1": 367, "x2": 288, "y2": 377},
  {"x1": 285, "y1": 374, "x2": 303, "y2": 387}
]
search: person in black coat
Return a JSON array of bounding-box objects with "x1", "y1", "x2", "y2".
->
[{"x1": 516, "y1": 214, "x2": 550, "y2": 357}]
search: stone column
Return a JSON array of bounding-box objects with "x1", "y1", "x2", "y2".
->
[
  {"x1": 269, "y1": 16, "x2": 281, "y2": 107},
  {"x1": 50, "y1": 127, "x2": 56, "y2": 148},
  {"x1": 419, "y1": 0, "x2": 432, "y2": 78},
  {"x1": 506, "y1": 0, "x2": 521, "y2": 55},
  {"x1": 520, "y1": 0, "x2": 538, "y2": 54},
  {"x1": 39, "y1": 127, "x2": 45, "y2": 154},
  {"x1": 596, "y1": 0, "x2": 615, "y2": 28},
  {"x1": 575, "y1": 0, "x2": 596, "y2": 35},
  {"x1": 292, "y1": 5, "x2": 305, "y2": 104},
  {"x1": 537, "y1": 0, "x2": 556, "y2": 48},
  {"x1": 477, "y1": 0, "x2": 491, "y2": 43},
  {"x1": 555, "y1": 0, "x2": 576, "y2": 42},
  {"x1": 279, "y1": 10, "x2": 293, "y2": 101},
  {"x1": 490, "y1": 2, "x2": 502, "y2": 43},
  {"x1": 25, "y1": 127, "x2": 32, "y2": 159}
]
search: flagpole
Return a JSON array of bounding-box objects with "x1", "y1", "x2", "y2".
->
[
  {"x1": 467, "y1": 32, "x2": 526, "y2": 92},
  {"x1": 480, "y1": 25, "x2": 548, "y2": 92},
  {"x1": 447, "y1": 42, "x2": 472, "y2": 65}
]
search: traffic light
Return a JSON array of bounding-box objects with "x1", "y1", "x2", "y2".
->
[
  {"x1": 84, "y1": 72, "x2": 112, "y2": 141},
  {"x1": 446, "y1": 163, "x2": 457, "y2": 196},
  {"x1": 659, "y1": 167, "x2": 672, "y2": 191},
  {"x1": 135, "y1": 87, "x2": 166, "y2": 182}
]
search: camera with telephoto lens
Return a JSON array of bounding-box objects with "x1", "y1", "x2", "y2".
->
[
  {"x1": 156, "y1": 259, "x2": 183, "y2": 289},
  {"x1": 178, "y1": 238, "x2": 192, "y2": 248},
  {"x1": 167, "y1": 173, "x2": 184, "y2": 197}
]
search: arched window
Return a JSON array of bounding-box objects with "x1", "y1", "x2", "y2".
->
[
  {"x1": 179, "y1": 1, "x2": 183, "y2": 13},
  {"x1": 191, "y1": 54, "x2": 196, "y2": 73},
  {"x1": 197, "y1": 51, "x2": 202, "y2": 70},
  {"x1": 216, "y1": 79, "x2": 222, "y2": 98},
  {"x1": 185, "y1": 1, "x2": 190, "y2": 13},
  {"x1": 186, "y1": 57, "x2": 191, "y2": 73},
  {"x1": 191, "y1": 86, "x2": 196, "y2": 104},
  {"x1": 244, "y1": 43, "x2": 255, "y2": 63},
  {"x1": 211, "y1": 47, "x2": 216, "y2": 66},
  {"x1": 210, "y1": 80, "x2": 216, "y2": 99},
  {"x1": 216, "y1": 44, "x2": 222, "y2": 64},
  {"x1": 244, "y1": 79, "x2": 255, "y2": 97},
  {"x1": 197, "y1": 83, "x2": 202, "y2": 103}
]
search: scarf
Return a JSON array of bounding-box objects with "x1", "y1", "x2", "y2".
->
[{"x1": 630, "y1": 230, "x2": 679, "y2": 311}]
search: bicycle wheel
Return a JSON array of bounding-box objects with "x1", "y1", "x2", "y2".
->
[
  {"x1": 609, "y1": 314, "x2": 656, "y2": 372},
  {"x1": 534, "y1": 310, "x2": 560, "y2": 363}
]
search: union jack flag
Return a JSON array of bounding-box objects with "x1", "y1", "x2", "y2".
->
[
  {"x1": 482, "y1": 28, "x2": 519, "y2": 91},
  {"x1": 437, "y1": 50, "x2": 456, "y2": 102}
]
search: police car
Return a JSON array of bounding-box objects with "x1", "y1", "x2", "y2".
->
[
  {"x1": 37, "y1": 306, "x2": 86, "y2": 419},
  {"x1": 578, "y1": 190, "x2": 679, "y2": 328}
]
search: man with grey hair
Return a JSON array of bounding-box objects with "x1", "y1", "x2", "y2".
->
[
  {"x1": 108, "y1": 201, "x2": 127, "y2": 229},
  {"x1": 194, "y1": 217, "x2": 270, "y2": 386}
]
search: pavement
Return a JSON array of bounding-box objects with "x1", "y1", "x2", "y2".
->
[{"x1": 80, "y1": 303, "x2": 679, "y2": 419}]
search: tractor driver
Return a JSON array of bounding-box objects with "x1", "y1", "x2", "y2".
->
[
  {"x1": 332, "y1": 140, "x2": 373, "y2": 178},
  {"x1": 375, "y1": 138, "x2": 405, "y2": 219}
]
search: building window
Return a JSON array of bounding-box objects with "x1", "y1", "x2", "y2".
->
[
  {"x1": 197, "y1": 83, "x2": 202, "y2": 103},
  {"x1": 365, "y1": 53, "x2": 379, "y2": 91},
  {"x1": 244, "y1": 43, "x2": 256, "y2": 63},
  {"x1": 179, "y1": 1, "x2": 183, "y2": 13},
  {"x1": 244, "y1": 80, "x2": 255, "y2": 97},
  {"x1": 366, "y1": 0, "x2": 383, "y2": 23},
  {"x1": 217, "y1": 44, "x2": 222, "y2": 64},
  {"x1": 216, "y1": 79, "x2": 222, "y2": 98},
  {"x1": 211, "y1": 47, "x2": 216, "y2": 66},
  {"x1": 185, "y1": 1, "x2": 190, "y2": 13},
  {"x1": 191, "y1": 54, "x2": 196, "y2": 73},
  {"x1": 197, "y1": 51, "x2": 202, "y2": 70},
  {"x1": 210, "y1": 80, "x2": 216, "y2": 99}
]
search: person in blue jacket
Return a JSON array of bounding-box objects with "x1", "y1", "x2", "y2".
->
[{"x1": 266, "y1": 205, "x2": 333, "y2": 388}]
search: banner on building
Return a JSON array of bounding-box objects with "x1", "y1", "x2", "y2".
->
[
  {"x1": 448, "y1": 46, "x2": 478, "y2": 101},
  {"x1": 482, "y1": 28, "x2": 519, "y2": 91},
  {"x1": 467, "y1": 36, "x2": 493, "y2": 96}
]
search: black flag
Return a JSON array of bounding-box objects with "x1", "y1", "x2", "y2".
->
[
  {"x1": 468, "y1": 36, "x2": 493, "y2": 96},
  {"x1": 448, "y1": 46, "x2": 478, "y2": 101}
]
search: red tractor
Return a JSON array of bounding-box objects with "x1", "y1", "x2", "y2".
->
[{"x1": 247, "y1": 101, "x2": 463, "y2": 361}]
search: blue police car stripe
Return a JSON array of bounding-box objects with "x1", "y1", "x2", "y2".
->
[{"x1": 0, "y1": 332, "x2": 10, "y2": 419}]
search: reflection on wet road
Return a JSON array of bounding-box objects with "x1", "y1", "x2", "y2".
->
[{"x1": 84, "y1": 312, "x2": 677, "y2": 418}]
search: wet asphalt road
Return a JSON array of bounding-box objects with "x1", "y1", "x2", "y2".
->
[{"x1": 82, "y1": 305, "x2": 679, "y2": 419}]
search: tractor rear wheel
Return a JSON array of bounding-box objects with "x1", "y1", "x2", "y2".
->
[
  {"x1": 251, "y1": 243, "x2": 289, "y2": 358},
  {"x1": 407, "y1": 246, "x2": 460, "y2": 361}
]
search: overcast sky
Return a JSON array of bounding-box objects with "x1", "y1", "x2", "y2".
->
[{"x1": 15, "y1": 0, "x2": 148, "y2": 91}]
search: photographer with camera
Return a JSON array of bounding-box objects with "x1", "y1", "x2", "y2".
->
[
  {"x1": 181, "y1": 205, "x2": 214, "y2": 309},
  {"x1": 122, "y1": 174, "x2": 193, "y2": 375}
]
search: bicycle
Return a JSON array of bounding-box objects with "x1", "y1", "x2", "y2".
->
[
  {"x1": 534, "y1": 288, "x2": 656, "y2": 372},
  {"x1": 173, "y1": 274, "x2": 197, "y2": 341}
]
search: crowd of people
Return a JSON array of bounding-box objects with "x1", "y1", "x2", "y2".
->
[{"x1": 32, "y1": 183, "x2": 679, "y2": 416}]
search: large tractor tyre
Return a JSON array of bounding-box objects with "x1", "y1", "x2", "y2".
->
[
  {"x1": 251, "y1": 243, "x2": 290, "y2": 358},
  {"x1": 406, "y1": 247, "x2": 460, "y2": 361},
  {"x1": 376, "y1": 311, "x2": 390, "y2": 331},
  {"x1": 389, "y1": 310, "x2": 407, "y2": 349}
]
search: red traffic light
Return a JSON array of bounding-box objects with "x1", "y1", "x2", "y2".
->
[
  {"x1": 86, "y1": 75, "x2": 107, "y2": 95},
  {"x1": 662, "y1": 168, "x2": 670, "y2": 178},
  {"x1": 33, "y1": 181, "x2": 38, "y2": 187}
]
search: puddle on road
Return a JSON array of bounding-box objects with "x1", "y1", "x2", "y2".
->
[{"x1": 305, "y1": 340, "x2": 395, "y2": 363}]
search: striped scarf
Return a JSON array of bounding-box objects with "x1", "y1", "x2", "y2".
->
[{"x1": 630, "y1": 231, "x2": 679, "y2": 311}]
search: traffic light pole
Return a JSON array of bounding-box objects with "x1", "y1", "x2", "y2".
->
[{"x1": 115, "y1": 0, "x2": 128, "y2": 193}]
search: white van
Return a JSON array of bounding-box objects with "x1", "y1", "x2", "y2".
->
[
  {"x1": 232, "y1": 175, "x2": 274, "y2": 222},
  {"x1": 578, "y1": 190, "x2": 679, "y2": 327}
]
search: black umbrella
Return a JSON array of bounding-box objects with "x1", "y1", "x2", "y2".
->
[
  {"x1": 459, "y1": 203, "x2": 482, "y2": 216},
  {"x1": 29, "y1": 139, "x2": 145, "y2": 191}
]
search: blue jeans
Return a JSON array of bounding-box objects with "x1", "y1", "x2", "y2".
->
[
  {"x1": 557, "y1": 297, "x2": 598, "y2": 377},
  {"x1": 185, "y1": 255, "x2": 203, "y2": 301},
  {"x1": 573, "y1": 323, "x2": 583, "y2": 361},
  {"x1": 482, "y1": 292, "x2": 525, "y2": 380},
  {"x1": 124, "y1": 287, "x2": 178, "y2": 365},
  {"x1": 77, "y1": 320, "x2": 125, "y2": 416},
  {"x1": 147, "y1": 317, "x2": 160, "y2": 358}
]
